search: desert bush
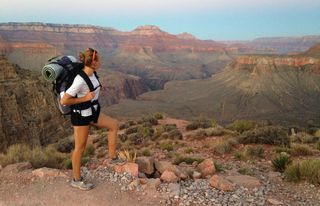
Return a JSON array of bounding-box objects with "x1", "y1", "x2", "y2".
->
[
  {"x1": 291, "y1": 132, "x2": 319, "y2": 144},
  {"x1": 127, "y1": 133, "x2": 143, "y2": 145},
  {"x1": 314, "y1": 129, "x2": 320, "y2": 138},
  {"x1": 83, "y1": 144, "x2": 95, "y2": 157},
  {"x1": 154, "y1": 112, "x2": 164, "y2": 120},
  {"x1": 141, "y1": 115, "x2": 158, "y2": 125},
  {"x1": 316, "y1": 141, "x2": 320, "y2": 151},
  {"x1": 0, "y1": 144, "x2": 31, "y2": 166},
  {"x1": 236, "y1": 145, "x2": 265, "y2": 160},
  {"x1": 137, "y1": 125, "x2": 154, "y2": 139},
  {"x1": 273, "y1": 146, "x2": 291, "y2": 154},
  {"x1": 272, "y1": 153, "x2": 292, "y2": 173},
  {"x1": 167, "y1": 129, "x2": 183, "y2": 140},
  {"x1": 186, "y1": 117, "x2": 216, "y2": 131},
  {"x1": 239, "y1": 126, "x2": 290, "y2": 147},
  {"x1": 118, "y1": 149, "x2": 137, "y2": 163},
  {"x1": 238, "y1": 167, "x2": 253, "y2": 176},
  {"x1": 212, "y1": 138, "x2": 238, "y2": 155},
  {"x1": 119, "y1": 134, "x2": 128, "y2": 142},
  {"x1": 184, "y1": 147, "x2": 194, "y2": 154},
  {"x1": 119, "y1": 123, "x2": 130, "y2": 130},
  {"x1": 163, "y1": 124, "x2": 177, "y2": 132},
  {"x1": 159, "y1": 140, "x2": 174, "y2": 151},
  {"x1": 125, "y1": 126, "x2": 138, "y2": 135},
  {"x1": 214, "y1": 161, "x2": 225, "y2": 172},
  {"x1": 173, "y1": 155, "x2": 204, "y2": 165},
  {"x1": 290, "y1": 144, "x2": 314, "y2": 156},
  {"x1": 0, "y1": 144, "x2": 68, "y2": 169},
  {"x1": 284, "y1": 159, "x2": 320, "y2": 185},
  {"x1": 56, "y1": 138, "x2": 74, "y2": 153},
  {"x1": 205, "y1": 126, "x2": 225, "y2": 136},
  {"x1": 227, "y1": 120, "x2": 257, "y2": 133},
  {"x1": 141, "y1": 148, "x2": 152, "y2": 156}
]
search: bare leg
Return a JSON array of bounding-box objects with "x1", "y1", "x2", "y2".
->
[
  {"x1": 72, "y1": 125, "x2": 89, "y2": 180},
  {"x1": 91, "y1": 113, "x2": 119, "y2": 158}
]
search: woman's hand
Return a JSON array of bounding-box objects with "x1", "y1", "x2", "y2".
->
[{"x1": 84, "y1": 91, "x2": 95, "y2": 101}]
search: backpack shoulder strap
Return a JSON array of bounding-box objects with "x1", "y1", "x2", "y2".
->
[
  {"x1": 78, "y1": 70, "x2": 94, "y2": 92},
  {"x1": 93, "y1": 71, "x2": 102, "y2": 87}
]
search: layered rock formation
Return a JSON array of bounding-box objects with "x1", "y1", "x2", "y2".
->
[
  {"x1": 249, "y1": 36, "x2": 320, "y2": 54},
  {"x1": 98, "y1": 71, "x2": 149, "y2": 106},
  {"x1": 0, "y1": 22, "x2": 268, "y2": 90},
  {"x1": 0, "y1": 56, "x2": 70, "y2": 152},
  {"x1": 106, "y1": 53, "x2": 320, "y2": 126}
]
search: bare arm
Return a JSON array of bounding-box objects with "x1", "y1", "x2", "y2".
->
[{"x1": 60, "y1": 92, "x2": 95, "y2": 106}]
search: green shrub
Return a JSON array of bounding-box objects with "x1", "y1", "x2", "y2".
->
[
  {"x1": 273, "y1": 146, "x2": 291, "y2": 153},
  {"x1": 205, "y1": 127, "x2": 224, "y2": 136},
  {"x1": 239, "y1": 126, "x2": 290, "y2": 147},
  {"x1": 284, "y1": 159, "x2": 320, "y2": 185},
  {"x1": 137, "y1": 125, "x2": 154, "y2": 139},
  {"x1": 128, "y1": 133, "x2": 144, "y2": 145},
  {"x1": 154, "y1": 112, "x2": 164, "y2": 120},
  {"x1": 30, "y1": 145, "x2": 66, "y2": 169},
  {"x1": 290, "y1": 144, "x2": 314, "y2": 156},
  {"x1": 214, "y1": 161, "x2": 225, "y2": 172},
  {"x1": 184, "y1": 147, "x2": 194, "y2": 154},
  {"x1": 0, "y1": 144, "x2": 68, "y2": 169},
  {"x1": 272, "y1": 153, "x2": 292, "y2": 173},
  {"x1": 0, "y1": 144, "x2": 31, "y2": 166},
  {"x1": 125, "y1": 126, "x2": 138, "y2": 135},
  {"x1": 235, "y1": 145, "x2": 265, "y2": 160},
  {"x1": 284, "y1": 163, "x2": 300, "y2": 182},
  {"x1": 84, "y1": 144, "x2": 95, "y2": 157},
  {"x1": 141, "y1": 116, "x2": 158, "y2": 125},
  {"x1": 141, "y1": 148, "x2": 151, "y2": 156},
  {"x1": 314, "y1": 129, "x2": 320, "y2": 138},
  {"x1": 186, "y1": 118, "x2": 215, "y2": 131},
  {"x1": 238, "y1": 167, "x2": 253, "y2": 176},
  {"x1": 212, "y1": 138, "x2": 237, "y2": 155},
  {"x1": 119, "y1": 134, "x2": 128, "y2": 142},
  {"x1": 173, "y1": 155, "x2": 204, "y2": 165},
  {"x1": 291, "y1": 132, "x2": 319, "y2": 143},
  {"x1": 316, "y1": 141, "x2": 320, "y2": 151},
  {"x1": 163, "y1": 124, "x2": 177, "y2": 132},
  {"x1": 160, "y1": 141, "x2": 174, "y2": 151},
  {"x1": 167, "y1": 129, "x2": 183, "y2": 140},
  {"x1": 56, "y1": 138, "x2": 74, "y2": 153},
  {"x1": 227, "y1": 120, "x2": 257, "y2": 133}
]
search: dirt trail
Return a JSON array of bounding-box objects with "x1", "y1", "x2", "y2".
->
[{"x1": 0, "y1": 172, "x2": 164, "y2": 206}]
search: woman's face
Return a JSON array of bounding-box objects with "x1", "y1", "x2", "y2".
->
[{"x1": 92, "y1": 54, "x2": 101, "y2": 70}]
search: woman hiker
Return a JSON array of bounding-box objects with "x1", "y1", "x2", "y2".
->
[{"x1": 61, "y1": 48, "x2": 123, "y2": 190}]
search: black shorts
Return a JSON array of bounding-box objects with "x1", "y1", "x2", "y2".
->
[{"x1": 71, "y1": 104, "x2": 101, "y2": 126}]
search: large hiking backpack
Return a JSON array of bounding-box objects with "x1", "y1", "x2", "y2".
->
[{"x1": 42, "y1": 55, "x2": 100, "y2": 115}]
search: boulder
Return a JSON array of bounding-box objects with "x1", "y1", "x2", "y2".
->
[
  {"x1": 197, "y1": 158, "x2": 216, "y2": 177},
  {"x1": 209, "y1": 175, "x2": 235, "y2": 191},
  {"x1": 136, "y1": 156, "x2": 155, "y2": 175},
  {"x1": 225, "y1": 175, "x2": 261, "y2": 189},
  {"x1": 160, "y1": 170, "x2": 179, "y2": 183},
  {"x1": 114, "y1": 162, "x2": 139, "y2": 177},
  {"x1": 154, "y1": 160, "x2": 183, "y2": 178}
]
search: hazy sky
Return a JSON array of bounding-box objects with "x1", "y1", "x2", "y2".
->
[{"x1": 1, "y1": 0, "x2": 319, "y2": 40}]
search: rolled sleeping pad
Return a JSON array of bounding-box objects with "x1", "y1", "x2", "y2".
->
[
  {"x1": 41, "y1": 56, "x2": 78, "y2": 81},
  {"x1": 42, "y1": 63, "x2": 64, "y2": 81}
]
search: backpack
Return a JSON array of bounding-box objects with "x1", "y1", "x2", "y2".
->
[{"x1": 42, "y1": 55, "x2": 101, "y2": 115}]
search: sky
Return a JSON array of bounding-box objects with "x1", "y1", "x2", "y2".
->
[{"x1": 0, "y1": 0, "x2": 319, "y2": 40}]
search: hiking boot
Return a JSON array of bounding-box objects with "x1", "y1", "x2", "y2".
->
[
  {"x1": 71, "y1": 177, "x2": 94, "y2": 191},
  {"x1": 110, "y1": 157, "x2": 126, "y2": 165}
]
